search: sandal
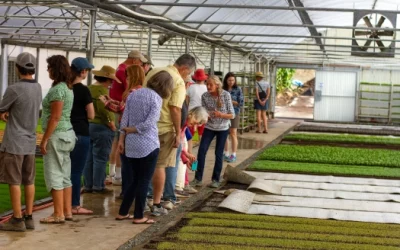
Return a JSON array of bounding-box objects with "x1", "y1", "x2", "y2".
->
[
  {"x1": 256, "y1": 130, "x2": 261, "y2": 133},
  {"x1": 115, "y1": 214, "x2": 134, "y2": 221},
  {"x1": 72, "y1": 206, "x2": 93, "y2": 215},
  {"x1": 65, "y1": 214, "x2": 73, "y2": 221},
  {"x1": 263, "y1": 130, "x2": 268, "y2": 134},
  {"x1": 40, "y1": 215, "x2": 65, "y2": 224},
  {"x1": 132, "y1": 218, "x2": 155, "y2": 224}
]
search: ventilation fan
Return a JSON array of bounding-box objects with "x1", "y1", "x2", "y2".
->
[{"x1": 352, "y1": 12, "x2": 396, "y2": 57}]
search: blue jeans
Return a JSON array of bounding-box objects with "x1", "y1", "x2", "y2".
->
[
  {"x1": 120, "y1": 153, "x2": 133, "y2": 197},
  {"x1": 70, "y1": 135, "x2": 90, "y2": 206},
  {"x1": 195, "y1": 128, "x2": 229, "y2": 182},
  {"x1": 147, "y1": 143, "x2": 182, "y2": 202},
  {"x1": 84, "y1": 124, "x2": 114, "y2": 191},
  {"x1": 119, "y1": 148, "x2": 159, "y2": 219}
]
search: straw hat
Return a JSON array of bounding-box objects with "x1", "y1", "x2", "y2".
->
[
  {"x1": 92, "y1": 65, "x2": 121, "y2": 83},
  {"x1": 255, "y1": 72, "x2": 264, "y2": 78}
]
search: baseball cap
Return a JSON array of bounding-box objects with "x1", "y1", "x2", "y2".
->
[
  {"x1": 16, "y1": 52, "x2": 36, "y2": 70},
  {"x1": 143, "y1": 54, "x2": 154, "y2": 66},
  {"x1": 71, "y1": 57, "x2": 95, "y2": 71},
  {"x1": 128, "y1": 50, "x2": 148, "y2": 63}
]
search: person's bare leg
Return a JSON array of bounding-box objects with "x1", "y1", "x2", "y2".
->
[
  {"x1": 9, "y1": 185, "x2": 22, "y2": 218},
  {"x1": 152, "y1": 168, "x2": 165, "y2": 204},
  {"x1": 51, "y1": 189, "x2": 64, "y2": 217},
  {"x1": 24, "y1": 184, "x2": 35, "y2": 216},
  {"x1": 63, "y1": 187, "x2": 72, "y2": 216},
  {"x1": 109, "y1": 139, "x2": 118, "y2": 176},
  {"x1": 262, "y1": 112, "x2": 268, "y2": 132},
  {"x1": 231, "y1": 128, "x2": 238, "y2": 155},
  {"x1": 256, "y1": 110, "x2": 262, "y2": 132}
]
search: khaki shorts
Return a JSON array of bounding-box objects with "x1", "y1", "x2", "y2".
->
[
  {"x1": 43, "y1": 130, "x2": 76, "y2": 192},
  {"x1": 0, "y1": 152, "x2": 35, "y2": 185},
  {"x1": 156, "y1": 132, "x2": 177, "y2": 168},
  {"x1": 230, "y1": 114, "x2": 240, "y2": 129}
]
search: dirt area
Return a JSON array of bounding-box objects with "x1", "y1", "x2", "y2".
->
[{"x1": 276, "y1": 69, "x2": 315, "y2": 107}]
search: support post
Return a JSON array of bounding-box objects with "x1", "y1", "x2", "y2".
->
[
  {"x1": 147, "y1": 27, "x2": 152, "y2": 58},
  {"x1": 35, "y1": 48, "x2": 40, "y2": 82},
  {"x1": 210, "y1": 46, "x2": 215, "y2": 75},
  {"x1": 87, "y1": 8, "x2": 96, "y2": 85},
  {"x1": 185, "y1": 37, "x2": 190, "y2": 54},
  {"x1": 0, "y1": 42, "x2": 7, "y2": 101},
  {"x1": 228, "y1": 50, "x2": 232, "y2": 72}
]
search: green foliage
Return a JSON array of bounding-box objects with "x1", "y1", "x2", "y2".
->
[
  {"x1": 157, "y1": 242, "x2": 268, "y2": 250},
  {"x1": 257, "y1": 145, "x2": 400, "y2": 168},
  {"x1": 0, "y1": 158, "x2": 47, "y2": 214},
  {"x1": 186, "y1": 213, "x2": 400, "y2": 231},
  {"x1": 248, "y1": 160, "x2": 400, "y2": 178},
  {"x1": 284, "y1": 133, "x2": 400, "y2": 145},
  {"x1": 276, "y1": 68, "x2": 296, "y2": 93}
]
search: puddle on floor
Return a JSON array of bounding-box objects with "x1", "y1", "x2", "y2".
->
[{"x1": 237, "y1": 138, "x2": 265, "y2": 150}]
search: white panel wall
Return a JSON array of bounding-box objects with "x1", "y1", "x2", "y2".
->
[{"x1": 314, "y1": 70, "x2": 357, "y2": 122}]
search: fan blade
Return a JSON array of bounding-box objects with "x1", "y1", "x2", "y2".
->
[
  {"x1": 376, "y1": 16, "x2": 386, "y2": 27},
  {"x1": 361, "y1": 39, "x2": 372, "y2": 51},
  {"x1": 377, "y1": 31, "x2": 394, "y2": 36},
  {"x1": 354, "y1": 31, "x2": 372, "y2": 36},
  {"x1": 376, "y1": 38, "x2": 386, "y2": 51},
  {"x1": 363, "y1": 16, "x2": 373, "y2": 27}
]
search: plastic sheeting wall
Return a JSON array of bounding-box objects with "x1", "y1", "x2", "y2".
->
[{"x1": 314, "y1": 70, "x2": 357, "y2": 122}]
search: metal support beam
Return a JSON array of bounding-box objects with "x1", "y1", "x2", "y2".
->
[
  {"x1": 103, "y1": 1, "x2": 400, "y2": 14},
  {"x1": 87, "y1": 8, "x2": 96, "y2": 85},
  {"x1": 228, "y1": 50, "x2": 232, "y2": 72},
  {"x1": 210, "y1": 46, "x2": 215, "y2": 75},
  {"x1": 185, "y1": 37, "x2": 190, "y2": 54},
  {"x1": 0, "y1": 42, "x2": 7, "y2": 101},
  {"x1": 289, "y1": 0, "x2": 326, "y2": 55},
  {"x1": 35, "y1": 47, "x2": 40, "y2": 82},
  {"x1": 147, "y1": 27, "x2": 152, "y2": 58}
]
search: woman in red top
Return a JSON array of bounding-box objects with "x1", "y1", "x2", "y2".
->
[{"x1": 99, "y1": 65, "x2": 145, "y2": 198}]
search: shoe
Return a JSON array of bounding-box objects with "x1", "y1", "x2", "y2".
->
[
  {"x1": 151, "y1": 205, "x2": 168, "y2": 217},
  {"x1": 223, "y1": 155, "x2": 230, "y2": 162},
  {"x1": 81, "y1": 188, "x2": 93, "y2": 194},
  {"x1": 144, "y1": 204, "x2": 151, "y2": 213},
  {"x1": 173, "y1": 198, "x2": 181, "y2": 205},
  {"x1": 112, "y1": 177, "x2": 122, "y2": 186},
  {"x1": 116, "y1": 194, "x2": 124, "y2": 200},
  {"x1": 24, "y1": 215, "x2": 35, "y2": 230},
  {"x1": 183, "y1": 185, "x2": 198, "y2": 194},
  {"x1": 209, "y1": 180, "x2": 221, "y2": 188},
  {"x1": 175, "y1": 190, "x2": 190, "y2": 198},
  {"x1": 0, "y1": 217, "x2": 26, "y2": 232},
  {"x1": 93, "y1": 188, "x2": 114, "y2": 194},
  {"x1": 227, "y1": 155, "x2": 237, "y2": 163},
  {"x1": 162, "y1": 201, "x2": 174, "y2": 210},
  {"x1": 190, "y1": 179, "x2": 203, "y2": 187}
]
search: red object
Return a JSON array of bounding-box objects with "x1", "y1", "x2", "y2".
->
[
  {"x1": 192, "y1": 69, "x2": 208, "y2": 81},
  {"x1": 109, "y1": 63, "x2": 128, "y2": 101},
  {"x1": 189, "y1": 124, "x2": 205, "y2": 137}
]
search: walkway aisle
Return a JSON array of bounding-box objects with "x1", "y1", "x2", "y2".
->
[{"x1": 0, "y1": 120, "x2": 298, "y2": 250}]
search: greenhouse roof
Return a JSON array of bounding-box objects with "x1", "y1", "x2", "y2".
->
[{"x1": 1, "y1": 0, "x2": 400, "y2": 67}]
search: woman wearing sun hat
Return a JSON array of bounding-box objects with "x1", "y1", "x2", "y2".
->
[
  {"x1": 186, "y1": 69, "x2": 208, "y2": 140},
  {"x1": 254, "y1": 71, "x2": 270, "y2": 133},
  {"x1": 83, "y1": 65, "x2": 121, "y2": 194}
]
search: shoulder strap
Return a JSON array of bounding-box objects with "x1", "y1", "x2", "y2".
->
[{"x1": 256, "y1": 81, "x2": 267, "y2": 95}]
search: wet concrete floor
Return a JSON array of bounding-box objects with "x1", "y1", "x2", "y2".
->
[{"x1": 0, "y1": 119, "x2": 298, "y2": 250}]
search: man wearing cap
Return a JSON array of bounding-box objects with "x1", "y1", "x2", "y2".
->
[
  {"x1": 108, "y1": 50, "x2": 147, "y2": 187},
  {"x1": 0, "y1": 52, "x2": 42, "y2": 231},
  {"x1": 254, "y1": 71, "x2": 270, "y2": 133}
]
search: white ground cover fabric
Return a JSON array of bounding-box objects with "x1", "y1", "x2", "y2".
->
[{"x1": 219, "y1": 172, "x2": 400, "y2": 224}]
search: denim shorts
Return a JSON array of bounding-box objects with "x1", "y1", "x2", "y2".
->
[{"x1": 43, "y1": 130, "x2": 76, "y2": 192}]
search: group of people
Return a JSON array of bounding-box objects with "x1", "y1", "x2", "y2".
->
[{"x1": 0, "y1": 49, "x2": 271, "y2": 231}]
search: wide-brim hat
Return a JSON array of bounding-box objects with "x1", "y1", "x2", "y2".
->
[
  {"x1": 255, "y1": 72, "x2": 264, "y2": 78},
  {"x1": 92, "y1": 65, "x2": 121, "y2": 83},
  {"x1": 192, "y1": 69, "x2": 208, "y2": 81}
]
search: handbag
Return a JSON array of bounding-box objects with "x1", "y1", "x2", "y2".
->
[{"x1": 257, "y1": 82, "x2": 267, "y2": 99}]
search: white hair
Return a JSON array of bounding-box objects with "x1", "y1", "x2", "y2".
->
[{"x1": 188, "y1": 106, "x2": 209, "y2": 124}]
